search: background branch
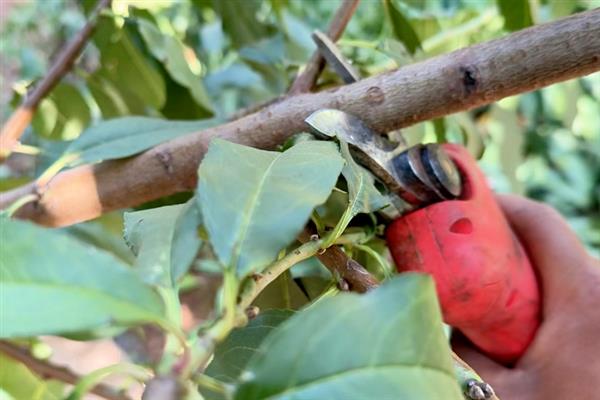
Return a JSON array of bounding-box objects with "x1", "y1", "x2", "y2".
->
[
  {"x1": 0, "y1": 340, "x2": 131, "y2": 400},
  {"x1": 288, "y1": 0, "x2": 361, "y2": 94},
  {"x1": 2, "y1": 9, "x2": 599, "y2": 227},
  {"x1": 0, "y1": 0, "x2": 111, "y2": 158},
  {"x1": 230, "y1": 0, "x2": 359, "y2": 125}
]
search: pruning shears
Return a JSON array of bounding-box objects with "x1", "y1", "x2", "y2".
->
[{"x1": 306, "y1": 31, "x2": 541, "y2": 364}]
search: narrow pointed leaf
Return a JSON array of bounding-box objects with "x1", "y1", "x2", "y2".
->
[
  {"x1": 137, "y1": 20, "x2": 213, "y2": 115},
  {"x1": 62, "y1": 116, "x2": 219, "y2": 167},
  {"x1": 385, "y1": 0, "x2": 422, "y2": 55},
  {"x1": 0, "y1": 354, "x2": 63, "y2": 400},
  {"x1": 93, "y1": 16, "x2": 165, "y2": 109}
]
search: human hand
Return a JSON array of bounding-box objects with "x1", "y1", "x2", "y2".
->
[{"x1": 453, "y1": 195, "x2": 600, "y2": 400}]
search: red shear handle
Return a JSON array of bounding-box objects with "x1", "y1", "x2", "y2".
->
[{"x1": 386, "y1": 144, "x2": 541, "y2": 364}]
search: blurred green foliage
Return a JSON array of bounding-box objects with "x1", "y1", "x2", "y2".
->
[{"x1": 0, "y1": 0, "x2": 598, "y2": 254}]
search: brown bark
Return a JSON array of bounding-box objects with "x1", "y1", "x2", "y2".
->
[
  {"x1": 0, "y1": 340, "x2": 131, "y2": 400},
  {"x1": 0, "y1": 0, "x2": 111, "y2": 158},
  {"x1": 298, "y1": 228, "x2": 380, "y2": 293},
  {"x1": 2, "y1": 9, "x2": 599, "y2": 227}
]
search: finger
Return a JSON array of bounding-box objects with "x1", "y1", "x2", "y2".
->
[{"x1": 496, "y1": 195, "x2": 591, "y2": 306}]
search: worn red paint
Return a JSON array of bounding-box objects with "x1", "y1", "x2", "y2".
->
[{"x1": 386, "y1": 144, "x2": 541, "y2": 364}]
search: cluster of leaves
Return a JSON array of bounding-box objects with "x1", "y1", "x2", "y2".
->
[
  {"x1": 1, "y1": 0, "x2": 599, "y2": 398},
  {"x1": 1, "y1": 133, "x2": 463, "y2": 398}
]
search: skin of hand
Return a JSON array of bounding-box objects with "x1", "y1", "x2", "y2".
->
[{"x1": 452, "y1": 195, "x2": 600, "y2": 400}]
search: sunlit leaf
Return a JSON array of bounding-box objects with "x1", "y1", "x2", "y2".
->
[
  {"x1": 0, "y1": 353, "x2": 63, "y2": 400},
  {"x1": 93, "y1": 16, "x2": 165, "y2": 110},
  {"x1": 137, "y1": 19, "x2": 213, "y2": 115},
  {"x1": 87, "y1": 71, "x2": 146, "y2": 118},
  {"x1": 236, "y1": 275, "x2": 463, "y2": 399},
  {"x1": 31, "y1": 83, "x2": 91, "y2": 141},
  {"x1": 0, "y1": 218, "x2": 166, "y2": 338},
  {"x1": 198, "y1": 139, "x2": 344, "y2": 277}
]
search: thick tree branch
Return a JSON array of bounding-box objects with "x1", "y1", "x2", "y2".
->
[
  {"x1": 288, "y1": 0, "x2": 361, "y2": 94},
  {"x1": 2, "y1": 9, "x2": 599, "y2": 227},
  {"x1": 0, "y1": 340, "x2": 131, "y2": 400},
  {"x1": 0, "y1": 0, "x2": 111, "y2": 158}
]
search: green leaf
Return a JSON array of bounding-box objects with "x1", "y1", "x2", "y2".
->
[
  {"x1": 31, "y1": 83, "x2": 91, "y2": 141},
  {"x1": 205, "y1": 310, "x2": 293, "y2": 384},
  {"x1": 496, "y1": 0, "x2": 534, "y2": 31},
  {"x1": 171, "y1": 199, "x2": 203, "y2": 282},
  {"x1": 137, "y1": 19, "x2": 213, "y2": 115},
  {"x1": 198, "y1": 139, "x2": 344, "y2": 277},
  {"x1": 252, "y1": 272, "x2": 309, "y2": 310},
  {"x1": 67, "y1": 220, "x2": 135, "y2": 265},
  {"x1": 236, "y1": 274, "x2": 463, "y2": 400},
  {"x1": 210, "y1": 0, "x2": 271, "y2": 49},
  {"x1": 61, "y1": 116, "x2": 219, "y2": 167},
  {"x1": 385, "y1": 0, "x2": 422, "y2": 55},
  {"x1": 124, "y1": 200, "x2": 202, "y2": 287},
  {"x1": 93, "y1": 16, "x2": 165, "y2": 110},
  {"x1": 325, "y1": 141, "x2": 390, "y2": 244},
  {"x1": 0, "y1": 218, "x2": 166, "y2": 338},
  {"x1": 0, "y1": 353, "x2": 63, "y2": 400},
  {"x1": 124, "y1": 204, "x2": 183, "y2": 287},
  {"x1": 87, "y1": 71, "x2": 146, "y2": 118}
]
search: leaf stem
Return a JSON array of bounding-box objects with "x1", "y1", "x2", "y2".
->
[
  {"x1": 237, "y1": 239, "x2": 322, "y2": 311},
  {"x1": 320, "y1": 206, "x2": 354, "y2": 248},
  {"x1": 37, "y1": 153, "x2": 78, "y2": 186},
  {"x1": 4, "y1": 194, "x2": 38, "y2": 217}
]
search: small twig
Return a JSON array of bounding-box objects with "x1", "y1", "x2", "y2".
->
[
  {"x1": 0, "y1": 0, "x2": 111, "y2": 158},
  {"x1": 298, "y1": 227, "x2": 379, "y2": 293},
  {"x1": 0, "y1": 340, "x2": 131, "y2": 400},
  {"x1": 288, "y1": 0, "x2": 360, "y2": 94}
]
